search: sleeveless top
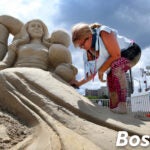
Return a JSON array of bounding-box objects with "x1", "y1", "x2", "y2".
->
[{"x1": 83, "y1": 25, "x2": 133, "y2": 78}]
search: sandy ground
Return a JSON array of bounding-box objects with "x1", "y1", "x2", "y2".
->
[
  {"x1": 0, "y1": 109, "x2": 31, "y2": 150},
  {"x1": 0, "y1": 107, "x2": 118, "y2": 150},
  {"x1": 0, "y1": 107, "x2": 147, "y2": 150}
]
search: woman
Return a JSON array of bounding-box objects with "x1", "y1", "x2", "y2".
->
[{"x1": 70, "y1": 22, "x2": 141, "y2": 113}]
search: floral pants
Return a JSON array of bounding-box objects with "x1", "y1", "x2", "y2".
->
[{"x1": 107, "y1": 57, "x2": 131, "y2": 109}]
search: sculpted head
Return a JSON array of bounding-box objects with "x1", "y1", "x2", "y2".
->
[
  {"x1": 14, "y1": 19, "x2": 50, "y2": 47},
  {"x1": 27, "y1": 20, "x2": 49, "y2": 40},
  {"x1": 27, "y1": 20, "x2": 44, "y2": 39}
]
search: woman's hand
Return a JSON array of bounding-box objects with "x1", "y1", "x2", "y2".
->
[
  {"x1": 70, "y1": 75, "x2": 93, "y2": 88},
  {"x1": 70, "y1": 79, "x2": 80, "y2": 89},
  {"x1": 98, "y1": 70, "x2": 106, "y2": 82}
]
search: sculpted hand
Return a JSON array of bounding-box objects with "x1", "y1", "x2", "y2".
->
[
  {"x1": 8, "y1": 41, "x2": 19, "y2": 51},
  {"x1": 98, "y1": 70, "x2": 106, "y2": 82}
]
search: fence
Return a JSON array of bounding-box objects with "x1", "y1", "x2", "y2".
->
[
  {"x1": 131, "y1": 92, "x2": 150, "y2": 120},
  {"x1": 91, "y1": 95, "x2": 150, "y2": 121},
  {"x1": 91, "y1": 99, "x2": 109, "y2": 108},
  {"x1": 92, "y1": 98, "x2": 131, "y2": 110}
]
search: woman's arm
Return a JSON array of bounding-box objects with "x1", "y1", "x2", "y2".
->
[
  {"x1": 98, "y1": 31, "x2": 121, "y2": 81},
  {"x1": 78, "y1": 74, "x2": 94, "y2": 86},
  {"x1": 70, "y1": 74, "x2": 94, "y2": 87}
]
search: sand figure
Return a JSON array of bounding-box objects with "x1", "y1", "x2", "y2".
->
[
  {"x1": 0, "y1": 16, "x2": 77, "y2": 82},
  {"x1": 0, "y1": 15, "x2": 102, "y2": 149},
  {"x1": 0, "y1": 16, "x2": 148, "y2": 150}
]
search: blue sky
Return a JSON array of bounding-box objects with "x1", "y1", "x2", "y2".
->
[{"x1": 0, "y1": 0, "x2": 150, "y2": 94}]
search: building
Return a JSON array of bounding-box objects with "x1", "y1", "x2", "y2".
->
[{"x1": 85, "y1": 86, "x2": 108, "y2": 98}]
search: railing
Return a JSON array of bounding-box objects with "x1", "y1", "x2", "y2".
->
[
  {"x1": 90, "y1": 96, "x2": 150, "y2": 121},
  {"x1": 91, "y1": 99, "x2": 110, "y2": 108},
  {"x1": 131, "y1": 92, "x2": 150, "y2": 120},
  {"x1": 91, "y1": 98, "x2": 132, "y2": 111}
]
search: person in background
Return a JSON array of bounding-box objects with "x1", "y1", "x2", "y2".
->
[{"x1": 70, "y1": 22, "x2": 141, "y2": 113}]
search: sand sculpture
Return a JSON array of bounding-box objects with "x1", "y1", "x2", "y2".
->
[
  {"x1": 0, "y1": 15, "x2": 103, "y2": 149},
  {"x1": 1, "y1": 15, "x2": 149, "y2": 150}
]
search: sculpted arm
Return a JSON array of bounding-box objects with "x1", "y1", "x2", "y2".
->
[{"x1": 0, "y1": 47, "x2": 16, "y2": 70}]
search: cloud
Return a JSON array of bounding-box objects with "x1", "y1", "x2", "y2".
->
[
  {"x1": 0, "y1": 0, "x2": 61, "y2": 30},
  {"x1": 1, "y1": 0, "x2": 149, "y2": 47},
  {"x1": 1, "y1": 0, "x2": 42, "y2": 18},
  {"x1": 52, "y1": 0, "x2": 150, "y2": 48}
]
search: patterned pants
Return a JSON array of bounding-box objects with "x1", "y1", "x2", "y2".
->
[{"x1": 107, "y1": 57, "x2": 131, "y2": 109}]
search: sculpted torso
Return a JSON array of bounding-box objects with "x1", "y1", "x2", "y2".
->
[{"x1": 15, "y1": 43, "x2": 49, "y2": 69}]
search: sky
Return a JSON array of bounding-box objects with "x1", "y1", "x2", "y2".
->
[{"x1": 0, "y1": 0, "x2": 150, "y2": 94}]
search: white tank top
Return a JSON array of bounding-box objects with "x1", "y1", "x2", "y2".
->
[{"x1": 83, "y1": 25, "x2": 133, "y2": 78}]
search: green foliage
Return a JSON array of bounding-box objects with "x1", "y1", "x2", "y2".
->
[
  {"x1": 85, "y1": 96, "x2": 99, "y2": 100},
  {"x1": 85, "y1": 94, "x2": 109, "y2": 100}
]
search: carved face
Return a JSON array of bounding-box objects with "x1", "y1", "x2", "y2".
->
[{"x1": 28, "y1": 21, "x2": 44, "y2": 38}]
